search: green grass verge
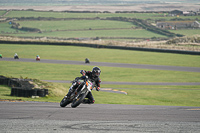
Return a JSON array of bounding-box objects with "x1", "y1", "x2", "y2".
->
[
  {"x1": 1, "y1": 44, "x2": 200, "y2": 67},
  {"x1": 1, "y1": 61, "x2": 200, "y2": 82},
  {"x1": 95, "y1": 85, "x2": 200, "y2": 106},
  {"x1": 1, "y1": 85, "x2": 200, "y2": 107}
]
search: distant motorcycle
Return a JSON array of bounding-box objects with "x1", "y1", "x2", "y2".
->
[
  {"x1": 0, "y1": 54, "x2": 2, "y2": 58},
  {"x1": 60, "y1": 76, "x2": 95, "y2": 108},
  {"x1": 14, "y1": 55, "x2": 19, "y2": 59},
  {"x1": 85, "y1": 58, "x2": 90, "y2": 63},
  {"x1": 36, "y1": 56, "x2": 40, "y2": 61}
]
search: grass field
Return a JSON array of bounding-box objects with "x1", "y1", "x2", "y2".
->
[
  {"x1": 0, "y1": 10, "x2": 6, "y2": 16},
  {"x1": 1, "y1": 85, "x2": 200, "y2": 106},
  {"x1": 1, "y1": 10, "x2": 199, "y2": 40},
  {"x1": 1, "y1": 44, "x2": 200, "y2": 67},
  {"x1": 15, "y1": 20, "x2": 136, "y2": 31},
  {"x1": 170, "y1": 29, "x2": 200, "y2": 36},
  {"x1": 0, "y1": 22, "x2": 26, "y2": 33},
  {"x1": 0, "y1": 20, "x2": 167, "y2": 38},
  {"x1": 0, "y1": 44, "x2": 200, "y2": 106},
  {"x1": 1, "y1": 61, "x2": 200, "y2": 82},
  {"x1": 3, "y1": 29, "x2": 167, "y2": 38}
]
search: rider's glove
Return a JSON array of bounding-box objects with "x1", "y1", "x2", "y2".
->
[
  {"x1": 80, "y1": 70, "x2": 86, "y2": 76},
  {"x1": 96, "y1": 87, "x2": 100, "y2": 91}
]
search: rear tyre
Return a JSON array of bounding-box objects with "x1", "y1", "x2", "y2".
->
[{"x1": 60, "y1": 97, "x2": 71, "y2": 107}]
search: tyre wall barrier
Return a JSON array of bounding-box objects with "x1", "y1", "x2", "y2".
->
[
  {"x1": 11, "y1": 88, "x2": 48, "y2": 97},
  {"x1": 0, "y1": 76, "x2": 10, "y2": 86},
  {"x1": 0, "y1": 75, "x2": 48, "y2": 97},
  {"x1": 8, "y1": 78, "x2": 21, "y2": 87},
  {"x1": 0, "y1": 76, "x2": 21, "y2": 87}
]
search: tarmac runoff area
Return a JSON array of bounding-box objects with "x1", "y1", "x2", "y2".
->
[{"x1": 0, "y1": 101, "x2": 200, "y2": 133}]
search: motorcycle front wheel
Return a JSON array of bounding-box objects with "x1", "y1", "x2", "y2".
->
[
  {"x1": 60, "y1": 97, "x2": 71, "y2": 107},
  {"x1": 71, "y1": 92, "x2": 88, "y2": 108}
]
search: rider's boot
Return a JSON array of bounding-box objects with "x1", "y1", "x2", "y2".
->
[
  {"x1": 82, "y1": 92, "x2": 95, "y2": 104},
  {"x1": 82, "y1": 99, "x2": 95, "y2": 104}
]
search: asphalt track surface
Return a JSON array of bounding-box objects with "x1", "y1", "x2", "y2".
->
[
  {"x1": 2, "y1": 57, "x2": 200, "y2": 73},
  {"x1": 1, "y1": 57, "x2": 200, "y2": 132},
  {"x1": 0, "y1": 101, "x2": 200, "y2": 133}
]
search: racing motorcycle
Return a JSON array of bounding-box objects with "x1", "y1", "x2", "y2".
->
[
  {"x1": 36, "y1": 56, "x2": 40, "y2": 61},
  {"x1": 60, "y1": 76, "x2": 94, "y2": 108},
  {"x1": 14, "y1": 55, "x2": 19, "y2": 59}
]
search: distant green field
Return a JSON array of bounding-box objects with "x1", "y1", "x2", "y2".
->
[
  {"x1": 170, "y1": 29, "x2": 200, "y2": 36},
  {"x1": 0, "y1": 18, "x2": 167, "y2": 38},
  {"x1": 16, "y1": 20, "x2": 135, "y2": 31},
  {"x1": 0, "y1": 10, "x2": 6, "y2": 16},
  {"x1": 3, "y1": 29, "x2": 166, "y2": 38},
  {"x1": 0, "y1": 22, "x2": 26, "y2": 33},
  {"x1": 1, "y1": 10, "x2": 199, "y2": 40}
]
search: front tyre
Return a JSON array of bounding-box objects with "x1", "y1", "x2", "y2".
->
[
  {"x1": 71, "y1": 92, "x2": 87, "y2": 108},
  {"x1": 60, "y1": 97, "x2": 71, "y2": 107}
]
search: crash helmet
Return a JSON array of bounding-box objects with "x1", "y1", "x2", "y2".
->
[{"x1": 92, "y1": 66, "x2": 101, "y2": 77}]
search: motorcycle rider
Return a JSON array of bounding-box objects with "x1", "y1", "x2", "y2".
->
[
  {"x1": 66, "y1": 66, "x2": 101, "y2": 104},
  {"x1": 14, "y1": 53, "x2": 18, "y2": 57},
  {"x1": 14, "y1": 53, "x2": 19, "y2": 59}
]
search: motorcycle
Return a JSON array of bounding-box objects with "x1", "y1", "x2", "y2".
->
[
  {"x1": 60, "y1": 76, "x2": 94, "y2": 108},
  {"x1": 14, "y1": 55, "x2": 19, "y2": 59},
  {"x1": 85, "y1": 58, "x2": 90, "y2": 63},
  {"x1": 36, "y1": 56, "x2": 40, "y2": 61}
]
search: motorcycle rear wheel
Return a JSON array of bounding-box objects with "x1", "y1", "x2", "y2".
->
[{"x1": 60, "y1": 97, "x2": 71, "y2": 107}]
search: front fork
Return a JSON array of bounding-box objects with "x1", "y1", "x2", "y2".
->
[{"x1": 74, "y1": 85, "x2": 86, "y2": 100}]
